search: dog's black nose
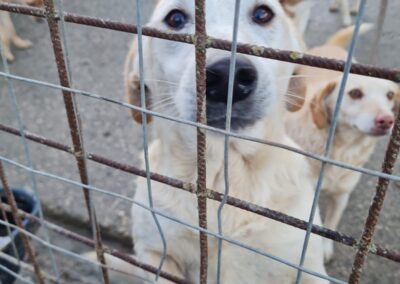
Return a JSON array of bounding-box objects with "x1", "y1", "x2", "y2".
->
[{"x1": 206, "y1": 57, "x2": 257, "y2": 104}]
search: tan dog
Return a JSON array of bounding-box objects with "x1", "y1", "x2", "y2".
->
[
  {"x1": 330, "y1": 0, "x2": 361, "y2": 26},
  {"x1": 0, "y1": 0, "x2": 42, "y2": 62},
  {"x1": 124, "y1": 0, "x2": 328, "y2": 283},
  {"x1": 285, "y1": 24, "x2": 399, "y2": 262}
]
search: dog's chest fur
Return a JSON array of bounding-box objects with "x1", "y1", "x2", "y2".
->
[{"x1": 131, "y1": 130, "x2": 323, "y2": 280}]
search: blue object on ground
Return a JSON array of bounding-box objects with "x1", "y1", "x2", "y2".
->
[{"x1": 0, "y1": 188, "x2": 40, "y2": 284}]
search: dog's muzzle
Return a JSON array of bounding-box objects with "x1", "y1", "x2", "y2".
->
[{"x1": 206, "y1": 56, "x2": 259, "y2": 130}]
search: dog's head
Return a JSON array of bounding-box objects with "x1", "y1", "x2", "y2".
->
[
  {"x1": 126, "y1": 0, "x2": 302, "y2": 141},
  {"x1": 310, "y1": 75, "x2": 400, "y2": 136}
]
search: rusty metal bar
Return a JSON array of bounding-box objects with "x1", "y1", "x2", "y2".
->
[
  {"x1": 348, "y1": 93, "x2": 400, "y2": 281},
  {"x1": 41, "y1": 0, "x2": 109, "y2": 282},
  {"x1": 0, "y1": 3, "x2": 399, "y2": 82},
  {"x1": 0, "y1": 203, "x2": 189, "y2": 284},
  {"x1": 0, "y1": 162, "x2": 44, "y2": 284},
  {"x1": 195, "y1": 1, "x2": 208, "y2": 283},
  {"x1": 3, "y1": 70, "x2": 400, "y2": 185},
  {"x1": 2, "y1": 124, "x2": 400, "y2": 264}
]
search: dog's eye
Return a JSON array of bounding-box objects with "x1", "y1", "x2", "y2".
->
[
  {"x1": 252, "y1": 5, "x2": 275, "y2": 25},
  {"x1": 164, "y1": 10, "x2": 188, "y2": 30},
  {"x1": 349, "y1": 88, "x2": 363, "y2": 100},
  {"x1": 387, "y1": 91, "x2": 395, "y2": 101}
]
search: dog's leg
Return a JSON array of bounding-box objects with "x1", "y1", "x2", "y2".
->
[
  {"x1": 0, "y1": 12, "x2": 15, "y2": 61},
  {"x1": 0, "y1": 33, "x2": 14, "y2": 62},
  {"x1": 323, "y1": 192, "x2": 350, "y2": 262},
  {"x1": 329, "y1": 0, "x2": 341, "y2": 12},
  {"x1": 351, "y1": 0, "x2": 361, "y2": 15},
  {"x1": 2, "y1": 11, "x2": 32, "y2": 50},
  {"x1": 340, "y1": 0, "x2": 352, "y2": 26},
  {"x1": 11, "y1": 35, "x2": 32, "y2": 49},
  {"x1": 0, "y1": 37, "x2": 14, "y2": 62}
]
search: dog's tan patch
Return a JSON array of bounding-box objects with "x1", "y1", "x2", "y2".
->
[{"x1": 311, "y1": 82, "x2": 337, "y2": 129}]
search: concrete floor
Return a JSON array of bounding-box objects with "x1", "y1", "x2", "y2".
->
[{"x1": 1, "y1": 0, "x2": 400, "y2": 283}]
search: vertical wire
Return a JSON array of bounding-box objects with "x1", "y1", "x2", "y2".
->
[
  {"x1": 135, "y1": 0, "x2": 167, "y2": 280},
  {"x1": 42, "y1": 0, "x2": 109, "y2": 282},
  {"x1": 368, "y1": 0, "x2": 388, "y2": 65},
  {"x1": 295, "y1": 1, "x2": 367, "y2": 283},
  {"x1": 52, "y1": 0, "x2": 107, "y2": 279},
  {"x1": 52, "y1": 1, "x2": 107, "y2": 281},
  {"x1": 0, "y1": 16, "x2": 61, "y2": 282},
  {"x1": 216, "y1": 0, "x2": 241, "y2": 283}
]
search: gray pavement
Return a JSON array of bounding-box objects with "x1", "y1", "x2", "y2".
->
[{"x1": 1, "y1": 0, "x2": 400, "y2": 283}]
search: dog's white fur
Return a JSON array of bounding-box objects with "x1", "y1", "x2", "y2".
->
[
  {"x1": 0, "y1": 0, "x2": 41, "y2": 62},
  {"x1": 124, "y1": 1, "x2": 328, "y2": 283},
  {"x1": 329, "y1": 0, "x2": 361, "y2": 26},
  {"x1": 285, "y1": 24, "x2": 400, "y2": 261},
  {"x1": 283, "y1": 0, "x2": 314, "y2": 34}
]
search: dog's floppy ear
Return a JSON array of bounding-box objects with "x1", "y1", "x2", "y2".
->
[
  {"x1": 392, "y1": 89, "x2": 400, "y2": 116},
  {"x1": 311, "y1": 82, "x2": 337, "y2": 129},
  {"x1": 286, "y1": 71, "x2": 307, "y2": 112},
  {"x1": 124, "y1": 39, "x2": 153, "y2": 124}
]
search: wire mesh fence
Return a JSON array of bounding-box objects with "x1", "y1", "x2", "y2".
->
[{"x1": 0, "y1": 0, "x2": 399, "y2": 283}]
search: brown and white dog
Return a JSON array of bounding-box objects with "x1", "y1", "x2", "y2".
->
[
  {"x1": 124, "y1": 0, "x2": 328, "y2": 283},
  {"x1": 0, "y1": 0, "x2": 42, "y2": 62},
  {"x1": 285, "y1": 24, "x2": 399, "y2": 262}
]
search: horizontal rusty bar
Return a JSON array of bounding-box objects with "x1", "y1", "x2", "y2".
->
[
  {"x1": 0, "y1": 203, "x2": 189, "y2": 284},
  {"x1": 0, "y1": 3, "x2": 399, "y2": 82},
  {"x1": 2, "y1": 123, "x2": 400, "y2": 263}
]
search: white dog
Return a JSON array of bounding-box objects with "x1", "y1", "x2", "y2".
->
[
  {"x1": 330, "y1": 0, "x2": 361, "y2": 26},
  {"x1": 285, "y1": 24, "x2": 399, "y2": 262},
  {"x1": 125, "y1": 0, "x2": 328, "y2": 283}
]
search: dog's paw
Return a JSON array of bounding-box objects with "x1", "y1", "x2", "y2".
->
[
  {"x1": 13, "y1": 37, "x2": 33, "y2": 49},
  {"x1": 3, "y1": 50, "x2": 15, "y2": 62},
  {"x1": 323, "y1": 239, "x2": 334, "y2": 263}
]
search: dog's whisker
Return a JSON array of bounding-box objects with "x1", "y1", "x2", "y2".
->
[
  {"x1": 150, "y1": 101, "x2": 177, "y2": 111},
  {"x1": 285, "y1": 93, "x2": 306, "y2": 101},
  {"x1": 283, "y1": 99, "x2": 305, "y2": 109},
  {"x1": 144, "y1": 79, "x2": 181, "y2": 86},
  {"x1": 144, "y1": 79, "x2": 194, "y2": 90},
  {"x1": 276, "y1": 74, "x2": 337, "y2": 81}
]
